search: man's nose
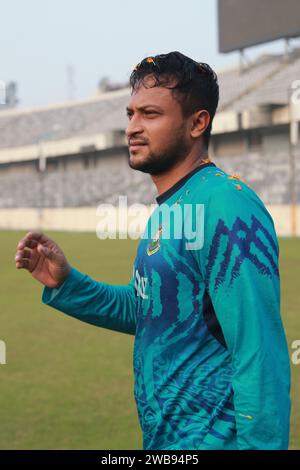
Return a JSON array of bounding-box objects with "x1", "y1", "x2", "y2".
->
[{"x1": 125, "y1": 116, "x2": 144, "y2": 140}]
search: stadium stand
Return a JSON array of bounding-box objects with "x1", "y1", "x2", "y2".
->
[
  {"x1": 0, "y1": 50, "x2": 299, "y2": 233},
  {"x1": 0, "y1": 164, "x2": 156, "y2": 208}
]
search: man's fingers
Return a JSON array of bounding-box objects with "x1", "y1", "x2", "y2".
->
[
  {"x1": 15, "y1": 247, "x2": 31, "y2": 261},
  {"x1": 15, "y1": 258, "x2": 30, "y2": 270},
  {"x1": 17, "y1": 238, "x2": 38, "y2": 250},
  {"x1": 26, "y1": 231, "x2": 49, "y2": 244},
  {"x1": 15, "y1": 231, "x2": 59, "y2": 273},
  {"x1": 17, "y1": 231, "x2": 48, "y2": 249},
  {"x1": 17, "y1": 231, "x2": 50, "y2": 250}
]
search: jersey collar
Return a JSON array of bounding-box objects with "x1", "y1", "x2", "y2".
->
[{"x1": 156, "y1": 162, "x2": 216, "y2": 205}]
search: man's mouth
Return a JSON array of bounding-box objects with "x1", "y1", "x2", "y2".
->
[{"x1": 129, "y1": 142, "x2": 147, "y2": 152}]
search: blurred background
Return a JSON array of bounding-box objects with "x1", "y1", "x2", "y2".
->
[{"x1": 0, "y1": 0, "x2": 299, "y2": 449}]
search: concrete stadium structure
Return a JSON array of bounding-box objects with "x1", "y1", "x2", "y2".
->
[{"x1": 0, "y1": 50, "x2": 299, "y2": 235}]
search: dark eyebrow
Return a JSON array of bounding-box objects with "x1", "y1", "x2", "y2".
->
[{"x1": 126, "y1": 105, "x2": 163, "y2": 113}]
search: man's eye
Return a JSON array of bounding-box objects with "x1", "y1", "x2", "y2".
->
[{"x1": 144, "y1": 111, "x2": 157, "y2": 116}]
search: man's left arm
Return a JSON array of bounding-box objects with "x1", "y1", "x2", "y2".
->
[{"x1": 196, "y1": 182, "x2": 291, "y2": 450}]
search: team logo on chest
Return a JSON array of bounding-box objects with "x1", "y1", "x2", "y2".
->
[{"x1": 146, "y1": 224, "x2": 163, "y2": 256}]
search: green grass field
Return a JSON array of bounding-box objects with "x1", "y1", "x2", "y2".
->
[{"x1": 0, "y1": 231, "x2": 299, "y2": 449}]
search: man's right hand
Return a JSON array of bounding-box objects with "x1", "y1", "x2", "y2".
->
[{"x1": 15, "y1": 231, "x2": 71, "y2": 288}]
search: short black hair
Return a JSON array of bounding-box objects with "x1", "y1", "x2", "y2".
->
[{"x1": 129, "y1": 51, "x2": 219, "y2": 149}]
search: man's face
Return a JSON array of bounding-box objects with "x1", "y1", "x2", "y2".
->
[{"x1": 125, "y1": 76, "x2": 191, "y2": 175}]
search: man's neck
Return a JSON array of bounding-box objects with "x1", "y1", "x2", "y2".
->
[{"x1": 151, "y1": 148, "x2": 210, "y2": 197}]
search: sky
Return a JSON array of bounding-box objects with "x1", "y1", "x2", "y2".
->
[{"x1": 0, "y1": 0, "x2": 294, "y2": 108}]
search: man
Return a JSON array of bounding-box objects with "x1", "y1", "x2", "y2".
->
[{"x1": 15, "y1": 51, "x2": 290, "y2": 450}]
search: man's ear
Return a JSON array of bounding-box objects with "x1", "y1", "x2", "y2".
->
[{"x1": 190, "y1": 110, "x2": 210, "y2": 139}]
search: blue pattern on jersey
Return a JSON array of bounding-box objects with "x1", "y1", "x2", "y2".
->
[{"x1": 206, "y1": 214, "x2": 279, "y2": 291}]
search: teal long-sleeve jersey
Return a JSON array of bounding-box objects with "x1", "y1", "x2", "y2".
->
[{"x1": 42, "y1": 162, "x2": 291, "y2": 450}]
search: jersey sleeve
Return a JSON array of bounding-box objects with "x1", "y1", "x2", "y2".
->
[
  {"x1": 194, "y1": 181, "x2": 291, "y2": 449},
  {"x1": 42, "y1": 266, "x2": 137, "y2": 335}
]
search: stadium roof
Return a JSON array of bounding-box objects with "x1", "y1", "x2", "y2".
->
[
  {"x1": 0, "y1": 49, "x2": 299, "y2": 154},
  {"x1": 0, "y1": 88, "x2": 130, "y2": 151}
]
